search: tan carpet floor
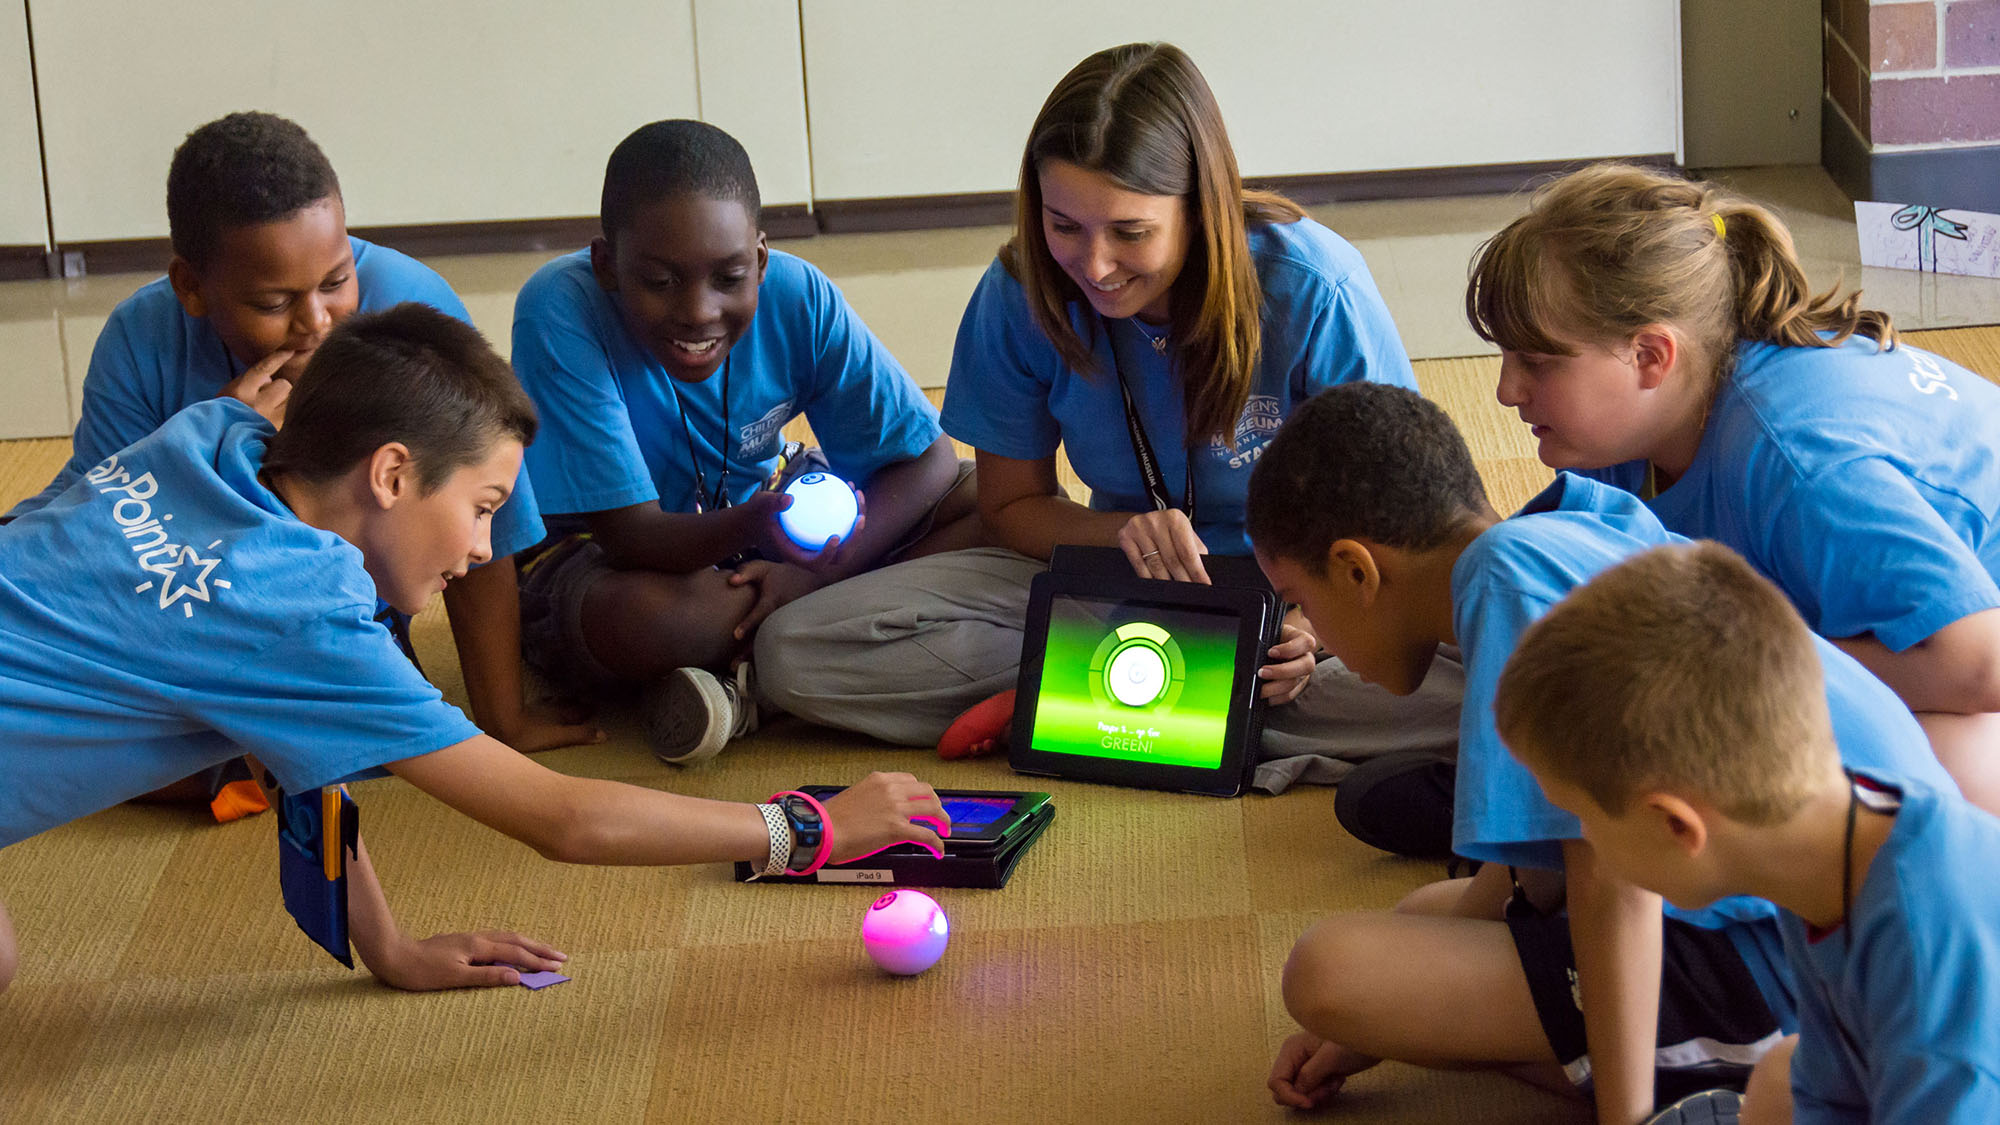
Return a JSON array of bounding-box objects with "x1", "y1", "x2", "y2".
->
[{"x1": 2, "y1": 328, "x2": 1996, "y2": 1124}]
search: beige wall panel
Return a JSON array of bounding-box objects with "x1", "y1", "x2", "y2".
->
[
  {"x1": 801, "y1": 1, "x2": 1681, "y2": 200},
  {"x1": 695, "y1": 0, "x2": 812, "y2": 207},
  {"x1": 1682, "y1": 0, "x2": 1820, "y2": 167},
  {"x1": 32, "y1": 1, "x2": 701, "y2": 241},
  {"x1": 0, "y1": 9, "x2": 46, "y2": 247}
]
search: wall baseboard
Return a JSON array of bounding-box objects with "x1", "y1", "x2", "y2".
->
[
  {"x1": 53, "y1": 205, "x2": 819, "y2": 276},
  {"x1": 1822, "y1": 100, "x2": 2000, "y2": 212},
  {"x1": 0, "y1": 245, "x2": 48, "y2": 281},
  {"x1": 45, "y1": 158, "x2": 1706, "y2": 274},
  {"x1": 811, "y1": 156, "x2": 1680, "y2": 234},
  {"x1": 1248, "y1": 154, "x2": 1678, "y2": 206}
]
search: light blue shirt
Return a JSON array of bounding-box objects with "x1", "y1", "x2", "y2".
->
[
  {"x1": 8, "y1": 237, "x2": 545, "y2": 560},
  {"x1": 0, "y1": 400, "x2": 480, "y2": 847},
  {"x1": 1450, "y1": 474, "x2": 1956, "y2": 1023},
  {"x1": 1784, "y1": 774, "x2": 2000, "y2": 1123},
  {"x1": 940, "y1": 217, "x2": 1416, "y2": 556},
  {"x1": 510, "y1": 248, "x2": 940, "y2": 523},
  {"x1": 1586, "y1": 337, "x2": 2000, "y2": 649}
]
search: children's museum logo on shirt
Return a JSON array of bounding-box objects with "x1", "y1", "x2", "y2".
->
[
  {"x1": 86, "y1": 454, "x2": 231, "y2": 619},
  {"x1": 739, "y1": 400, "x2": 793, "y2": 457},
  {"x1": 1214, "y1": 395, "x2": 1284, "y2": 470}
]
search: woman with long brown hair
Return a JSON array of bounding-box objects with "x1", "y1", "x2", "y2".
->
[{"x1": 757, "y1": 43, "x2": 1459, "y2": 797}]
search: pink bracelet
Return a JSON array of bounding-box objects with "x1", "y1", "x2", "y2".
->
[{"x1": 769, "y1": 790, "x2": 834, "y2": 875}]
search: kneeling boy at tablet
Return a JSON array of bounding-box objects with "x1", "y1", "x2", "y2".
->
[
  {"x1": 1497, "y1": 543, "x2": 2000, "y2": 1123},
  {"x1": 0, "y1": 305, "x2": 948, "y2": 995},
  {"x1": 1246, "y1": 384, "x2": 1951, "y2": 1121}
]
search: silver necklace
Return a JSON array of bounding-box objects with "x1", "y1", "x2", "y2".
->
[{"x1": 1132, "y1": 318, "x2": 1169, "y2": 355}]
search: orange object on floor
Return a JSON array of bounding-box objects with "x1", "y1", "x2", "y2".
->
[
  {"x1": 938, "y1": 689, "x2": 1016, "y2": 760},
  {"x1": 209, "y1": 779, "x2": 271, "y2": 822}
]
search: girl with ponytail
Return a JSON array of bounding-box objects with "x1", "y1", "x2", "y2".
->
[{"x1": 1468, "y1": 162, "x2": 2000, "y2": 810}]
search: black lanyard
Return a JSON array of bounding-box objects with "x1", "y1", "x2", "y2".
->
[
  {"x1": 665, "y1": 355, "x2": 732, "y2": 514},
  {"x1": 1106, "y1": 318, "x2": 1196, "y2": 523}
]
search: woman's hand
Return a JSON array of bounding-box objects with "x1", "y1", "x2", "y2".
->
[{"x1": 1118, "y1": 508, "x2": 1210, "y2": 584}]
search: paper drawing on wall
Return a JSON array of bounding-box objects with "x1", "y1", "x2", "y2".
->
[{"x1": 1855, "y1": 201, "x2": 2000, "y2": 279}]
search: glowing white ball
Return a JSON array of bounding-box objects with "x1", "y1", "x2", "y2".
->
[
  {"x1": 861, "y1": 889, "x2": 950, "y2": 975},
  {"x1": 778, "y1": 471, "x2": 860, "y2": 550}
]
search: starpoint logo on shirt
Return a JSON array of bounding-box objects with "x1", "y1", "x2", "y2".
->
[{"x1": 85, "y1": 454, "x2": 232, "y2": 619}]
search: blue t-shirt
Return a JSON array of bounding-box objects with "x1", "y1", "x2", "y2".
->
[
  {"x1": 1586, "y1": 337, "x2": 2000, "y2": 650},
  {"x1": 509, "y1": 248, "x2": 941, "y2": 523},
  {"x1": 1450, "y1": 474, "x2": 1956, "y2": 1021},
  {"x1": 0, "y1": 400, "x2": 480, "y2": 848},
  {"x1": 8, "y1": 237, "x2": 545, "y2": 560},
  {"x1": 1783, "y1": 774, "x2": 2000, "y2": 1123},
  {"x1": 939, "y1": 218, "x2": 1416, "y2": 556}
]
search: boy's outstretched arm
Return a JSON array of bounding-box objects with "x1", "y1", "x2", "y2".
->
[
  {"x1": 442, "y1": 558, "x2": 604, "y2": 754},
  {"x1": 243, "y1": 756, "x2": 566, "y2": 991},
  {"x1": 1563, "y1": 838, "x2": 1665, "y2": 1125},
  {"x1": 386, "y1": 734, "x2": 947, "y2": 866}
]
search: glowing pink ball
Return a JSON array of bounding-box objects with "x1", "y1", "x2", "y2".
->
[{"x1": 861, "y1": 890, "x2": 950, "y2": 975}]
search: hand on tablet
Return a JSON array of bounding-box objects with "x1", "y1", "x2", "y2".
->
[
  {"x1": 822, "y1": 772, "x2": 951, "y2": 862},
  {"x1": 1259, "y1": 621, "x2": 1317, "y2": 705},
  {"x1": 1118, "y1": 508, "x2": 1209, "y2": 584}
]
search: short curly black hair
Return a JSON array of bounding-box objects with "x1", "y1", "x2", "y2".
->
[
  {"x1": 1246, "y1": 383, "x2": 1493, "y2": 571},
  {"x1": 600, "y1": 119, "x2": 760, "y2": 243},
  {"x1": 166, "y1": 112, "x2": 341, "y2": 270}
]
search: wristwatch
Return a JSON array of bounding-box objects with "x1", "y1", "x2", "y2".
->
[{"x1": 774, "y1": 792, "x2": 829, "y2": 874}]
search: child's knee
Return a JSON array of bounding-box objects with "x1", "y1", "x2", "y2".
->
[
  {"x1": 1280, "y1": 916, "x2": 1378, "y2": 1035},
  {"x1": 1394, "y1": 877, "x2": 1470, "y2": 916}
]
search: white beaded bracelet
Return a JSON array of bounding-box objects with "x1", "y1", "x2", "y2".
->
[{"x1": 752, "y1": 803, "x2": 792, "y2": 879}]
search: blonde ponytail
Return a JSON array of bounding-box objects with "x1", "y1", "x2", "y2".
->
[{"x1": 1469, "y1": 164, "x2": 1894, "y2": 394}]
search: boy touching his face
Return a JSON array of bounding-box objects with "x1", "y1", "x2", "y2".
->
[{"x1": 7, "y1": 111, "x2": 590, "y2": 761}]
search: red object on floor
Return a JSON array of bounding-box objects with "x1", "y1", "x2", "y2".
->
[
  {"x1": 209, "y1": 779, "x2": 271, "y2": 822},
  {"x1": 938, "y1": 689, "x2": 1016, "y2": 760}
]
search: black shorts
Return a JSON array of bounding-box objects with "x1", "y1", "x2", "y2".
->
[{"x1": 1506, "y1": 909, "x2": 1784, "y2": 1107}]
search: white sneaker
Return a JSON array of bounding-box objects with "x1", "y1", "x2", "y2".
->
[
  {"x1": 1643, "y1": 1089, "x2": 1742, "y2": 1125},
  {"x1": 644, "y1": 664, "x2": 759, "y2": 764}
]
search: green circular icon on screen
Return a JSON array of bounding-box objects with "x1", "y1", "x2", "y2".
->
[
  {"x1": 1105, "y1": 639, "x2": 1170, "y2": 706},
  {"x1": 1088, "y1": 622, "x2": 1186, "y2": 712}
]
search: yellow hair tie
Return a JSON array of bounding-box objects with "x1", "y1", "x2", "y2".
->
[{"x1": 1711, "y1": 213, "x2": 1727, "y2": 240}]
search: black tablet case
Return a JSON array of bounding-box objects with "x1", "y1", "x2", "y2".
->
[{"x1": 1014, "y1": 547, "x2": 1282, "y2": 796}]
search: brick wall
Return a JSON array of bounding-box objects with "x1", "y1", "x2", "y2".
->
[{"x1": 1826, "y1": 0, "x2": 2000, "y2": 147}]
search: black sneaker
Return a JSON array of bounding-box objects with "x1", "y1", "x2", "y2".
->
[{"x1": 1333, "y1": 750, "x2": 1457, "y2": 859}]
